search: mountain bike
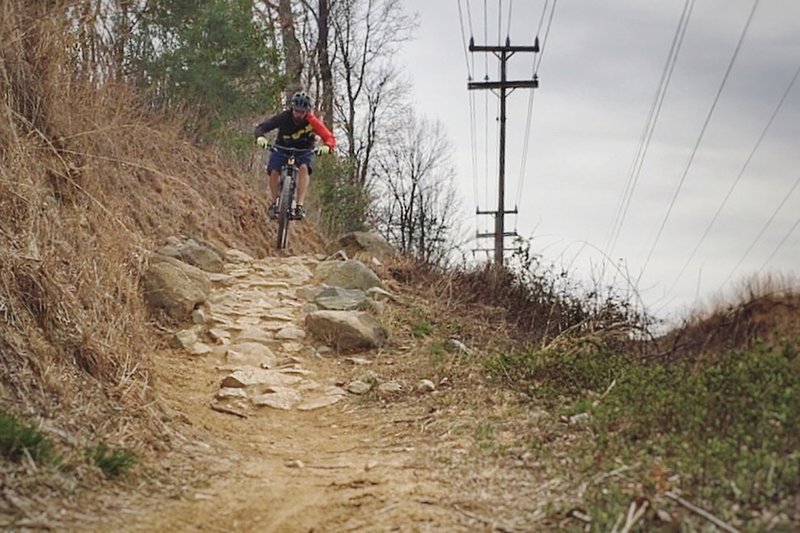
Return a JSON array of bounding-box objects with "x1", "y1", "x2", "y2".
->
[{"x1": 269, "y1": 144, "x2": 314, "y2": 250}]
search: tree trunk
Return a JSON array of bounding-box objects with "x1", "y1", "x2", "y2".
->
[
  {"x1": 278, "y1": 0, "x2": 303, "y2": 100},
  {"x1": 317, "y1": 0, "x2": 334, "y2": 125}
]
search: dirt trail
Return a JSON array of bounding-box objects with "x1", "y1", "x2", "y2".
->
[{"x1": 83, "y1": 253, "x2": 553, "y2": 532}]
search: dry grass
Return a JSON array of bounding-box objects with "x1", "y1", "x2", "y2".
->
[
  {"x1": 654, "y1": 273, "x2": 800, "y2": 362},
  {"x1": 0, "y1": 1, "x2": 326, "y2": 521}
]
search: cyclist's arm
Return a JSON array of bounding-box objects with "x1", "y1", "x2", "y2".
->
[
  {"x1": 254, "y1": 110, "x2": 287, "y2": 138},
  {"x1": 308, "y1": 113, "x2": 336, "y2": 149}
]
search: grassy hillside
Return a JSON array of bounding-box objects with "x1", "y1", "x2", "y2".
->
[{"x1": 0, "y1": 1, "x2": 326, "y2": 499}]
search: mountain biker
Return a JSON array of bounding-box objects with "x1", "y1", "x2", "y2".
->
[{"x1": 254, "y1": 91, "x2": 336, "y2": 220}]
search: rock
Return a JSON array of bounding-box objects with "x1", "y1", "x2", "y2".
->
[
  {"x1": 415, "y1": 379, "x2": 436, "y2": 393},
  {"x1": 315, "y1": 260, "x2": 384, "y2": 291},
  {"x1": 344, "y1": 357, "x2": 371, "y2": 365},
  {"x1": 189, "y1": 342, "x2": 212, "y2": 356},
  {"x1": 225, "y1": 249, "x2": 254, "y2": 263},
  {"x1": 314, "y1": 287, "x2": 369, "y2": 311},
  {"x1": 216, "y1": 388, "x2": 248, "y2": 400},
  {"x1": 251, "y1": 387, "x2": 302, "y2": 410},
  {"x1": 221, "y1": 369, "x2": 301, "y2": 388},
  {"x1": 158, "y1": 238, "x2": 225, "y2": 273},
  {"x1": 569, "y1": 412, "x2": 591, "y2": 425},
  {"x1": 366, "y1": 287, "x2": 395, "y2": 302},
  {"x1": 208, "y1": 328, "x2": 231, "y2": 344},
  {"x1": 297, "y1": 389, "x2": 346, "y2": 410},
  {"x1": 235, "y1": 327, "x2": 273, "y2": 345},
  {"x1": 367, "y1": 300, "x2": 385, "y2": 315},
  {"x1": 329, "y1": 231, "x2": 396, "y2": 260},
  {"x1": 305, "y1": 310, "x2": 388, "y2": 351},
  {"x1": 296, "y1": 286, "x2": 325, "y2": 300},
  {"x1": 377, "y1": 380, "x2": 405, "y2": 394},
  {"x1": 346, "y1": 380, "x2": 373, "y2": 395},
  {"x1": 276, "y1": 325, "x2": 306, "y2": 340},
  {"x1": 192, "y1": 308, "x2": 207, "y2": 325},
  {"x1": 173, "y1": 328, "x2": 198, "y2": 348},
  {"x1": 142, "y1": 254, "x2": 211, "y2": 320},
  {"x1": 358, "y1": 370, "x2": 379, "y2": 384},
  {"x1": 225, "y1": 343, "x2": 275, "y2": 368},
  {"x1": 444, "y1": 338, "x2": 472, "y2": 355}
]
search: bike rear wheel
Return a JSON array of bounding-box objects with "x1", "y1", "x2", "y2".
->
[{"x1": 276, "y1": 171, "x2": 293, "y2": 249}]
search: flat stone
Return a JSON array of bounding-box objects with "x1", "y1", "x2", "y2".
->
[
  {"x1": 225, "y1": 344, "x2": 275, "y2": 368},
  {"x1": 207, "y1": 273, "x2": 235, "y2": 284},
  {"x1": 221, "y1": 369, "x2": 302, "y2": 388},
  {"x1": 251, "y1": 387, "x2": 302, "y2": 410},
  {"x1": 377, "y1": 380, "x2": 405, "y2": 394},
  {"x1": 189, "y1": 343, "x2": 212, "y2": 356},
  {"x1": 216, "y1": 388, "x2": 248, "y2": 400},
  {"x1": 344, "y1": 357, "x2": 371, "y2": 365},
  {"x1": 249, "y1": 280, "x2": 290, "y2": 290},
  {"x1": 297, "y1": 394, "x2": 345, "y2": 411},
  {"x1": 236, "y1": 327, "x2": 273, "y2": 344},
  {"x1": 347, "y1": 380, "x2": 372, "y2": 395},
  {"x1": 226, "y1": 249, "x2": 254, "y2": 263},
  {"x1": 276, "y1": 326, "x2": 306, "y2": 340},
  {"x1": 264, "y1": 311, "x2": 295, "y2": 321}
]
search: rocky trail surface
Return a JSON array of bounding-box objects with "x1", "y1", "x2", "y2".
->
[{"x1": 78, "y1": 251, "x2": 556, "y2": 532}]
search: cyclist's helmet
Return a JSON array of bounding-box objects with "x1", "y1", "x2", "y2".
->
[{"x1": 291, "y1": 91, "x2": 312, "y2": 113}]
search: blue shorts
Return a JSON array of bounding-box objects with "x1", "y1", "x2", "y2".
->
[{"x1": 267, "y1": 148, "x2": 314, "y2": 175}]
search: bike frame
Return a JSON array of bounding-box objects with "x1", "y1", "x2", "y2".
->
[{"x1": 271, "y1": 145, "x2": 313, "y2": 249}]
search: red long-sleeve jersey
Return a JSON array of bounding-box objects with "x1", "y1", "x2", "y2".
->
[{"x1": 254, "y1": 110, "x2": 336, "y2": 150}]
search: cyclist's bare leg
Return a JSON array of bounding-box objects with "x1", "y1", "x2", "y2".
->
[
  {"x1": 268, "y1": 169, "x2": 280, "y2": 202},
  {"x1": 296, "y1": 164, "x2": 310, "y2": 206}
]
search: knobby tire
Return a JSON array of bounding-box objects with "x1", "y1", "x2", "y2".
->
[{"x1": 276, "y1": 170, "x2": 293, "y2": 249}]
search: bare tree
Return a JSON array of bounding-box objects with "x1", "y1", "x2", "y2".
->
[
  {"x1": 330, "y1": 0, "x2": 416, "y2": 185},
  {"x1": 372, "y1": 115, "x2": 464, "y2": 266}
]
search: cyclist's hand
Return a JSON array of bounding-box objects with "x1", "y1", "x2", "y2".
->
[
  {"x1": 256, "y1": 136, "x2": 269, "y2": 148},
  {"x1": 315, "y1": 145, "x2": 331, "y2": 155}
]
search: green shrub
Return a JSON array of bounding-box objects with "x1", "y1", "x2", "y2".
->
[
  {"x1": 310, "y1": 156, "x2": 370, "y2": 235},
  {"x1": 0, "y1": 408, "x2": 54, "y2": 464},
  {"x1": 86, "y1": 442, "x2": 137, "y2": 478},
  {"x1": 411, "y1": 320, "x2": 435, "y2": 338}
]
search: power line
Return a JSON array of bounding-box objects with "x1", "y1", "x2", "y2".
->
[
  {"x1": 668, "y1": 63, "x2": 800, "y2": 294},
  {"x1": 759, "y1": 210, "x2": 800, "y2": 272},
  {"x1": 515, "y1": 0, "x2": 556, "y2": 216},
  {"x1": 534, "y1": 0, "x2": 557, "y2": 76},
  {"x1": 456, "y1": 0, "x2": 473, "y2": 79},
  {"x1": 458, "y1": 1, "x2": 481, "y2": 229},
  {"x1": 639, "y1": 0, "x2": 762, "y2": 280},
  {"x1": 723, "y1": 174, "x2": 800, "y2": 286},
  {"x1": 605, "y1": 0, "x2": 695, "y2": 257}
]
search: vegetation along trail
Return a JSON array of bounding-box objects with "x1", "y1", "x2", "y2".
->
[{"x1": 87, "y1": 252, "x2": 554, "y2": 532}]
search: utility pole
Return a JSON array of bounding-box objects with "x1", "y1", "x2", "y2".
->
[{"x1": 469, "y1": 36, "x2": 539, "y2": 266}]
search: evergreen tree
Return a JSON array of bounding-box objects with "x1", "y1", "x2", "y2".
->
[{"x1": 131, "y1": 0, "x2": 283, "y2": 136}]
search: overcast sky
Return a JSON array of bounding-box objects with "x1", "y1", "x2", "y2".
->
[{"x1": 398, "y1": 0, "x2": 800, "y2": 322}]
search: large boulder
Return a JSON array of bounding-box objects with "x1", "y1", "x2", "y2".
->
[
  {"x1": 329, "y1": 231, "x2": 396, "y2": 260},
  {"x1": 305, "y1": 310, "x2": 388, "y2": 351},
  {"x1": 142, "y1": 254, "x2": 212, "y2": 319},
  {"x1": 315, "y1": 259, "x2": 383, "y2": 290},
  {"x1": 157, "y1": 237, "x2": 225, "y2": 273},
  {"x1": 314, "y1": 287, "x2": 369, "y2": 311}
]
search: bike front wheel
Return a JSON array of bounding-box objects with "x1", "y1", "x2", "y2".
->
[{"x1": 276, "y1": 172, "x2": 293, "y2": 249}]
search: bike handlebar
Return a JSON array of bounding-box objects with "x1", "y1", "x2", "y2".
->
[{"x1": 269, "y1": 144, "x2": 316, "y2": 155}]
